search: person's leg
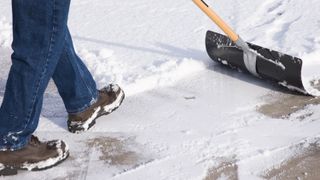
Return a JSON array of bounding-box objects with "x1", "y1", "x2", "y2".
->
[
  {"x1": 52, "y1": 28, "x2": 98, "y2": 114},
  {"x1": 0, "y1": 0, "x2": 71, "y2": 151},
  {"x1": 52, "y1": 28, "x2": 125, "y2": 133}
]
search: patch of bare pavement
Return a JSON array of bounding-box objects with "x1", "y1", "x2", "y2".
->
[
  {"x1": 204, "y1": 160, "x2": 238, "y2": 180},
  {"x1": 20, "y1": 132, "x2": 154, "y2": 180},
  {"x1": 257, "y1": 92, "x2": 320, "y2": 119},
  {"x1": 85, "y1": 136, "x2": 154, "y2": 177},
  {"x1": 263, "y1": 141, "x2": 320, "y2": 180},
  {"x1": 85, "y1": 136, "x2": 146, "y2": 167}
]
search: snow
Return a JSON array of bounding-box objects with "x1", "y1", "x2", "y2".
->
[
  {"x1": 102, "y1": 87, "x2": 124, "y2": 113},
  {"x1": 0, "y1": 17, "x2": 11, "y2": 48},
  {"x1": 301, "y1": 50, "x2": 320, "y2": 96},
  {"x1": 0, "y1": 164, "x2": 4, "y2": 171},
  {"x1": 1, "y1": 0, "x2": 320, "y2": 179}
]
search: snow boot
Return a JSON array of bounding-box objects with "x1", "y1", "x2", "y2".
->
[
  {"x1": 0, "y1": 135, "x2": 69, "y2": 176},
  {"x1": 67, "y1": 84, "x2": 125, "y2": 133}
]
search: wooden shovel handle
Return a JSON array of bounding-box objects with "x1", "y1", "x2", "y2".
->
[{"x1": 193, "y1": 0, "x2": 239, "y2": 42}]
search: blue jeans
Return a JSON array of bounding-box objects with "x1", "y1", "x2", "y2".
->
[{"x1": 0, "y1": 0, "x2": 98, "y2": 151}]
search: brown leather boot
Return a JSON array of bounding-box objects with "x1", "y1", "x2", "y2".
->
[
  {"x1": 0, "y1": 135, "x2": 69, "y2": 176},
  {"x1": 68, "y1": 84, "x2": 125, "y2": 133}
]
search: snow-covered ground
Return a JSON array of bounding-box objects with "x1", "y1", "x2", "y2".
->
[{"x1": 1, "y1": 0, "x2": 320, "y2": 179}]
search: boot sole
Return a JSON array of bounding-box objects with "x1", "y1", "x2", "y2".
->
[
  {"x1": 68, "y1": 90, "x2": 125, "y2": 133},
  {"x1": 0, "y1": 150, "x2": 69, "y2": 176}
]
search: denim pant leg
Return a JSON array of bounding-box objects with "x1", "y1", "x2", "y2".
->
[
  {"x1": 0, "y1": 0, "x2": 71, "y2": 151},
  {"x1": 52, "y1": 28, "x2": 98, "y2": 114}
]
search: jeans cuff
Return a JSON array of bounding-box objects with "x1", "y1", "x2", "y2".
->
[
  {"x1": 67, "y1": 89, "x2": 99, "y2": 114},
  {"x1": 0, "y1": 135, "x2": 30, "y2": 151}
]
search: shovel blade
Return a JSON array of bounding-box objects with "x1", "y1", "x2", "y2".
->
[{"x1": 205, "y1": 30, "x2": 306, "y2": 94}]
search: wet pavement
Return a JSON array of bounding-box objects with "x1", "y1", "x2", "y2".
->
[
  {"x1": 263, "y1": 141, "x2": 320, "y2": 180},
  {"x1": 257, "y1": 92, "x2": 320, "y2": 119},
  {"x1": 257, "y1": 91, "x2": 320, "y2": 180},
  {"x1": 204, "y1": 160, "x2": 238, "y2": 180}
]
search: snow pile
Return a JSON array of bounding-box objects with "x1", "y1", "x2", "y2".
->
[
  {"x1": 125, "y1": 58, "x2": 206, "y2": 95},
  {"x1": 78, "y1": 48, "x2": 207, "y2": 96},
  {"x1": 78, "y1": 49, "x2": 124, "y2": 88},
  {"x1": 0, "y1": 17, "x2": 11, "y2": 48},
  {"x1": 301, "y1": 38, "x2": 320, "y2": 96}
]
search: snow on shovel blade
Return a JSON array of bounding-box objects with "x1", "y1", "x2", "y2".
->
[{"x1": 205, "y1": 30, "x2": 308, "y2": 94}]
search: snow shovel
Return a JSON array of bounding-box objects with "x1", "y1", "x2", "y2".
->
[{"x1": 193, "y1": 0, "x2": 312, "y2": 95}]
